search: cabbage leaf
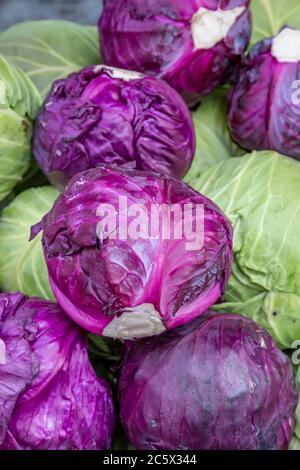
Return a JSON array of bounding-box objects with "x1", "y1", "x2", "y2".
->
[
  {"x1": 0, "y1": 20, "x2": 101, "y2": 98},
  {"x1": 193, "y1": 151, "x2": 300, "y2": 349},
  {"x1": 184, "y1": 88, "x2": 244, "y2": 184},
  {"x1": 0, "y1": 55, "x2": 41, "y2": 203},
  {"x1": 0, "y1": 186, "x2": 59, "y2": 299},
  {"x1": 250, "y1": 0, "x2": 300, "y2": 46}
]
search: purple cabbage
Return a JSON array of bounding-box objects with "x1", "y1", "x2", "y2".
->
[
  {"x1": 0, "y1": 292, "x2": 114, "y2": 450},
  {"x1": 99, "y1": 0, "x2": 251, "y2": 97},
  {"x1": 120, "y1": 312, "x2": 298, "y2": 450},
  {"x1": 35, "y1": 166, "x2": 232, "y2": 340},
  {"x1": 229, "y1": 27, "x2": 300, "y2": 159},
  {"x1": 33, "y1": 65, "x2": 195, "y2": 188}
]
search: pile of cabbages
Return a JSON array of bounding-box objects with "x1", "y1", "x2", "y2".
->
[{"x1": 0, "y1": 0, "x2": 300, "y2": 451}]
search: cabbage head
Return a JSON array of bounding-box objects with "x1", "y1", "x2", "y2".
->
[
  {"x1": 99, "y1": 0, "x2": 251, "y2": 97},
  {"x1": 0, "y1": 292, "x2": 115, "y2": 450},
  {"x1": 0, "y1": 187, "x2": 59, "y2": 299},
  {"x1": 33, "y1": 65, "x2": 195, "y2": 188},
  {"x1": 0, "y1": 55, "x2": 41, "y2": 203},
  {"x1": 192, "y1": 151, "x2": 300, "y2": 349},
  {"x1": 36, "y1": 165, "x2": 232, "y2": 340},
  {"x1": 120, "y1": 312, "x2": 297, "y2": 450},
  {"x1": 228, "y1": 27, "x2": 300, "y2": 161}
]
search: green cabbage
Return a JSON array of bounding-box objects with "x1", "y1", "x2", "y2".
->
[
  {"x1": 184, "y1": 88, "x2": 244, "y2": 184},
  {"x1": 0, "y1": 186, "x2": 59, "y2": 299},
  {"x1": 192, "y1": 151, "x2": 300, "y2": 349},
  {"x1": 0, "y1": 20, "x2": 100, "y2": 98},
  {"x1": 290, "y1": 366, "x2": 300, "y2": 449},
  {"x1": 250, "y1": 0, "x2": 300, "y2": 47},
  {"x1": 0, "y1": 55, "x2": 40, "y2": 203},
  {"x1": 289, "y1": 436, "x2": 300, "y2": 450}
]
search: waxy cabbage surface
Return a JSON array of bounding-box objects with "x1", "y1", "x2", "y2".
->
[
  {"x1": 37, "y1": 166, "x2": 232, "y2": 339},
  {"x1": 120, "y1": 312, "x2": 297, "y2": 450}
]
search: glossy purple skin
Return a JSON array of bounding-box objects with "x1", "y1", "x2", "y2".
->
[
  {"x1": 99, "y1": 0, "x2": 251, "y2": 96},
  {"x1": 228, "y1": 34, "x2": 300, "y2": 159},
  {"x1": 33, "y1": 66, "x2": 195, "y2": 188},
  {"x1": 120, "y1": 312, "x2": 298, "y2": 450},
  {"x1": 37, "y1": 166, "x2": 232, "y2": 337},
  {"x1": 0, "y1": 293, "x2": 114, "y2": 450}
]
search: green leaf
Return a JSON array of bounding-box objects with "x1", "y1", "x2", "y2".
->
[
  {"x1": 184, "y1": 88, "x2": 244, "y2": 185},
  {"x1": 250, "y1": 0, "x2": 300, "y2": 47},
  {"x1": 0, "y1": 186, "x2": 59, "y2": 300},
  {"x1": 0, "y1": 20, "x2": 101, "y2": 98},
  {"x1": 192, "y1": 151, "x2": 300, "y2": 349},
  {"x1": 0, "y1": 109, "x2": 31, "y2": 203},
  {"x1": 0, "y1": 55, "x2": 41, "y2": 203},
  {"x1": 289, "y1": 436, "x2": 300, "y2": 450}
]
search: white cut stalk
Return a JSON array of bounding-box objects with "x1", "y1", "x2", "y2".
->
[
  {"x1": 0, "y1": 338, "x2": 6, "y2": 365},
  {"x1": 94, "y1": 65, "x2": 144, "y2": 81},
  {"x1": 192, "y1": 6, "x2": 245, "y2": 50},
  {"x1": 103, "y1": 303, "x2": 166, "y2": 339},
  {"x1": 272, "y1": 27, "x2": 300, "y2": 63}
]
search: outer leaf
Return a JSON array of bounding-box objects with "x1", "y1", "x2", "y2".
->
[
  {"x1": 250, "y1": 0, "x2": 300, "y2": 46},
  {"x1": 0, "y1": 109, "x2": 31, "y2": 203},
  {"x1": 184, "y1": 88, "x2": 244, "y2": 184},
  {"x1": 289, "y1": 436, "x2": 300, "y2": 450},
  {"x1": 0, "y1": 55, "x2": 41, "y2": 203},
  {"x1": 0, "y1": 55, "x2": 40, "y2": 119},
  {"x1": 0, "y1": 187, "x2": 59, "y2": 300},
  {"x1": 0, "y1": 21, "x2": 101, "y2": 98},
  {"x1": 192, "y1": 151, "x2": 300, "y2": 349}
]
